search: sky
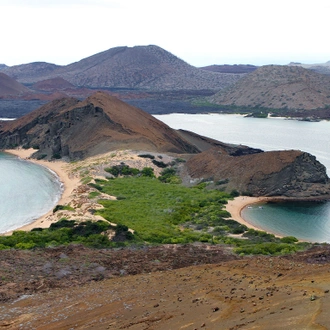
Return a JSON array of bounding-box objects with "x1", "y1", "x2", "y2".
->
[{"x1": 1, "y1": 0, "x2": 330, "y2": 67}]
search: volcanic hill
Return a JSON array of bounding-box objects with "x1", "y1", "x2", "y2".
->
[
  {"x1": 1, "y1": 45, "x2": 243, "y2": 91},
  {"x1": 210, "y1": 65, "x2": 330, "y2": 112},
  {"x1": 0, "y1": 91, "x2": 202, "y2": 159}
]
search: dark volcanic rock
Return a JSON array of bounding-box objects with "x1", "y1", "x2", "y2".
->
[{"x1": 184, "y1": 147, "x2": 330, "y2": 198}]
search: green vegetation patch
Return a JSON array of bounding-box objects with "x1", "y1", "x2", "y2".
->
[
  {"x1": 96, "y1": 176, "x2": 231, "y2": 244},
  {"x1": 0, "y1": 220, "x2": 134, "y2": 250}
]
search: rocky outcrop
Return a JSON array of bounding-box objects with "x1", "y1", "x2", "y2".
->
[
  {"x1": 0, "y1": 92, "x2": 199, "y2": 159},
  {"x1": 184, "y1": 148, "x2": 330, "y2": 198}
]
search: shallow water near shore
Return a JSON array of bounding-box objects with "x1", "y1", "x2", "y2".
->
[
  {"x1": 0, "y1": 152, "x2": 62, "y2": 233},
  {"x1": 242, "y1": 201, "x2": 330, "y2": 243},
  {"x1": 155, "y1": 113, "x2": 330, "y2": 242}
]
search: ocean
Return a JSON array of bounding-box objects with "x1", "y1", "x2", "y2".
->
[
  {"x1": 0, "y1": 152, "x2": 62, "y2": 233},
  {"x1": 155, "y1": 113, "x2": 330, "y2": 242}
]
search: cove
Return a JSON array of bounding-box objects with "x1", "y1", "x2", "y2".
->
[
  {"x1": 155, "y1": 113, "x2": 330, "y2": 242},
  {"x1": 0, "y1": 152, "x2": 62, "y2": 233}
]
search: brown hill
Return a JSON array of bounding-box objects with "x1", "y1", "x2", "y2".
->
[
  {"x1": 2, "y1": 45, "x2": 243, "y2": 91},
  {"x1": 0, "y1": 73, "x2": 30, "y2": 97},
  {"x1": 0, "y1": 91, "x2": 200, "y2": 159},
  {"x1": 184, "y1": 147, "x2": 330, "y2": 198},
  {"x1": 210, "y1": 65, "x2": 330, "y2": 111}
]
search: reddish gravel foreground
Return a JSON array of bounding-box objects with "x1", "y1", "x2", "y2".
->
[{"x1": 1, "y1": 244, "x2": 330, "y2": 329}]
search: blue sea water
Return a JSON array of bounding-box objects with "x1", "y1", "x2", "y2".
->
[
  {"x1": 155, "y1": 114, "x2": 330, "y2": 242},
  {"x1": 0, "y1": 152, "x2": 62, "y2": 233}
]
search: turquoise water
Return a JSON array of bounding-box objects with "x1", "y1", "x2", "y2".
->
[
  {"x1": 155, "y1": 114, "x2": 330, "y2": 242},
  {"x1": 0, "y1": 152, "x2": 62, "y2": 233},
  {"x1": 242, "y1": 201, "x2": 330, "y2": 242}
]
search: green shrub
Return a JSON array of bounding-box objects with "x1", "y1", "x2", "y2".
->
[
  {"x1": 52, "y1": 153, "x2": 62, "y2": 159},
  {"x1": 230, "y1": 189, "x2": 240, "y2": 197},
  {"x1": 152, "y1": 160, "x2": 168, "y2": 168},
  {"x1": 234, "y1": 242, "x2": 298, "y2": 255},
  {"x1": 138, "y1": 154, "x2": 155, "y2": 159},
  {"x1": 280, "y1": 236, "x2": 298, "y2": 243},
  {"x1": 141, "y1": 167, "x2": 155, "y2": 177},
  {"x1": 53, "y1": 204, "x2": 74, "y2": 213},
  {"x1": 158, "y1": 168, "x2": 180, "y2": 183},
  {"x1": 105, "y1": 164, "x2": 140, "y2": 177}
]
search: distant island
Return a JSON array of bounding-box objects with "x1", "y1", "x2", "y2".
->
[{"x1": 0, "y1": 45, "x2": 330, "y2": 119}]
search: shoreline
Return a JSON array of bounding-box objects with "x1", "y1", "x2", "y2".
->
[
  {"x1": 3, "y1": 148, "x2": 80, "y2": 234},
  {"x1": 225, "y1": 196, "x2": 274, "y2": 232},
  {"x1": 226, "y1": 195, "x2": 330, "y2": 240}
]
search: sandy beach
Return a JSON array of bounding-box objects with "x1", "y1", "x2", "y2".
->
[
  {"x1": 3, "y1": 148, "x2": 80, "y2": 233},
  {"x1": 225, "y1": 196, "x2": 272, "y2": 231}
]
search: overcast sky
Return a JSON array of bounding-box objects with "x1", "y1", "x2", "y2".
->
[{"x1": 1, "y1": 0, "x2": 330, "y2": 67}]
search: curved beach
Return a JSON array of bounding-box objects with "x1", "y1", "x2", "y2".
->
[
  {"x1": 3, "y1": 148, "x2": 80, "y2": 234},
  {"x1": 225, "y1": 196, "x2": 273, "y2": 231}
]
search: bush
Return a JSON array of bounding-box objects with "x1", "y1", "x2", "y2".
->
[
  {"x1": 158, "y1": 168, "x2": 180, "y2": 183},
  {"x1": 141, "y1": 167, "x2": 155, "y2": 177},
  {"x1": 105, "y1": 164, "x2": 140, "y2": 177},
  {"x1": 280, "y1": 236, "x2": 298, "y2": 244},
  {"x1": 52, "y1": 153, "x2": 62, "y2": 159},
  {"x1": 152, "y1": 160, "x2": 168, "y2": 168},
  {"x1": 138, "y1": 154, "x2": 155, "y2": 159},
  {"x1": 234, "y1": 242, "x2": 298, "y2": 255},
  {"x1": 53, "y1": 204, "x2": 74, "y2": 213},
  {"x1": 230, "y1": 190, "x2": 240, "y2": 197}
]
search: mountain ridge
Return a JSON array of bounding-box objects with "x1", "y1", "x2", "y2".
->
[{"x1": 0, "y1": 45, "x2": 243, "y2": 91}]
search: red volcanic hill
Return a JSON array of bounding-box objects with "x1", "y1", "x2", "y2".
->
[
  {"x1": 0, "y1": 91, "x2": 200, "y2": 159},
  {"x1": 0, "y1": 73, "x2": 30, "y2": 97}
]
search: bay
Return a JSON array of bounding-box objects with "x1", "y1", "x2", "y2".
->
[
  {"x1": 0, "y1": 152, "x2": 62, "y2": 233},
  {"x1": 154, "y1": 113, "x2": 330, "y2": 242}
]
